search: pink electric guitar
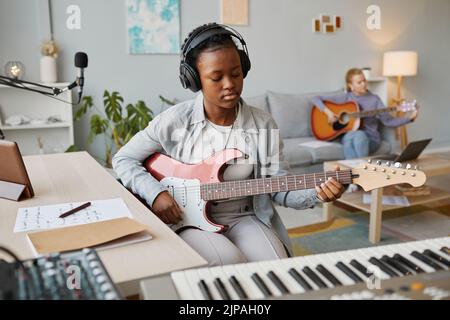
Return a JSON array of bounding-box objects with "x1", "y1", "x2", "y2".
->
[{"x1": 144, "y1": 149, "x2": 426, "y2": 233}]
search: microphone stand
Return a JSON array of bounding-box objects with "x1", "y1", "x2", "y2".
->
[{"x1": 0, "y1": 75, "x2": 78, "y2": 97}]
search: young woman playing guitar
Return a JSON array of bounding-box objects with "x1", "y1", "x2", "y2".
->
[
  {"x1": 312, "y1": 68, "x2": 419, "y2": 159},
  {"x1": 112, "y1": 23, "x2": 345, "y2": 267}
]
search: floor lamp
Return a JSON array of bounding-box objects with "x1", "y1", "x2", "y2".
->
[{"x1": 382, "y1": 51, "x2": 418, "y2": 149}]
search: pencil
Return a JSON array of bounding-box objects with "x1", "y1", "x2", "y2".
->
[{"x1": 58, "y1": 201, "x2": 91, "y2": 218}]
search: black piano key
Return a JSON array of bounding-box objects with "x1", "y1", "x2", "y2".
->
[
  {"x1": 288, "y1": 268, "x2": 313, "y2": 291},
  {"x1": 335, "y1": 262, "x2": 363, "y2": 283},
  {"x1": 302, "y1": 266, "x2": 328, "y2": 289},
  {"x1": 213, "y1": 278, "x2": 231, "y2": 300},
  {"x1": 411, "y1": 251, "x2": 444, "y2": 270},
  {"x1": 423, "y1": 250, "x2": 450, "y2": 268},
  {"x1": 441, "y1": 247, "x2": 450, "y2": 256},
  {"x1": 251, "y1": 273, "x2": 272, "y2": 297},
  {"x1": 393, "y1": 254, "x2": 425, "y2": 273},
  {"x1": 368, "y1": 257, "x2": 399, "y2": 277},
  {"x1": 229, "y1": 276, "x2": 248, "y2": 299},
  {"x1": 381, "y1": 255, "x2": 413, "y2": 276},
  {"x1": 198, "y1": 279, "x2": 213, "y2": 300},
  {"x1": 350, "y1": 259, "x2": 372, "y2": 278},
  {"x1": 267, "y1": 271, "x2": 290, "y2": 295},
  {"x1": 316, "y1": 264, "x2": 342, "y2": 286}
]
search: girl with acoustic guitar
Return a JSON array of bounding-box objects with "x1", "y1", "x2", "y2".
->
[
  {"x1": 312, "y1": 68, "x2": 418, "y2": 159},
  {"x1": 113, "y1": 23, "x2": 345, "y2": 267}
]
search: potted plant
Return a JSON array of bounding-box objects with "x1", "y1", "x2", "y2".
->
[
  {"x1": 40, "y1": 39, "x2": 59, "y2": 83},
  {"x1": 70, "y1": 90, "x2": 155, "y2": 168}
]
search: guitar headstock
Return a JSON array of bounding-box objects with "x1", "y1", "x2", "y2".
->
[
  {"x1": 352, "y1": 159, "x2": 426, "y2": 191},
  {"x1": 397, "y1": 100, "x2": 419, "y2": 112}
]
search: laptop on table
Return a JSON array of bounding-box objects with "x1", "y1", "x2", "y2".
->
[{"x1": 373, "y1": 138, "x2": 432, "y2": 162}]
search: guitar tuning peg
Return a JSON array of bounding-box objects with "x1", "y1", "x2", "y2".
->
[
  {"x1": 406, "y1": 164, "x2": 412, "y2": 170},
  {"x1": 414, "y1": 165, "x2": 419, "y2": 170},
  {"x1": 367, "y1": 159, "x2": 372, "y2": 164},
  {"x1": 376, "y1": 160, "x2": 381, "y2": 165},
  {"x1": 385, "y1": 161, "x2": 391, "y2": 167},
  {"x1": 394, "y1": 162, "x2": 402, "y2": 168}
]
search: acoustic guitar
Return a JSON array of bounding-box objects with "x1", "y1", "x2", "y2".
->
[
  {"x1": 310, "y1": 100, "x2": 418, "y2": 141},
  {"x1": 144, "y1": 149, "x2": 426, "y2": 233}
]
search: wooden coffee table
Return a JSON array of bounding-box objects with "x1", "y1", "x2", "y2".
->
[{"x1": 323, "y1": 155, "x2": 450, "y2": 244}]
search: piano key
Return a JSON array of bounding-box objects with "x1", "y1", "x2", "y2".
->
[
  {"x1": 303, "y1": 255, "x2": 335, "y2": 288},
  {"x1": 321, "y1": 253, "x2": 357, "y2": 286},
  {"x1": 381, "y1": 255, "x2": 413, "y2": 276},
  {"x1": 335, "y1": 262, "x2": 364, "y2": 283},
  {"x1": 171, "y1": 271, "x2": 196, "y2": 300},
  {"x1": 255, "y1": 261, "x2": 285, "y2": 296},
  {"x1": 332, "y1": 251, "x2": 371, "y2": 280},
  {"x1": 195, "y1": 267, "x2": 222, "y2": 300},
  {"x1": 288, "y1": 268, "x2": 313, "y2": 291},
  {"x1": 441, "y1": 247, "x2": 450, "y2": 256},
  {"x1": 411, "y1": 251, "x2": 444, "y2": 270},
  {"x1": 423, "y1": 250, "x2": 450, "y2": 268},
  {"x1": 232, "y1": 264, "x2": 265, "y2": 299},
  {"x1": 183, "y1": 269, "x2": 208, "y2": 300},
  {"x1": 209, "y1": 266, "x2": 239, "y2": 300},
  {"x1": 316, "y1": 264, "x2": 343, "y2": 286},
  {"x1": 393, "y1": 254, "x2": 425, "y2": 274},
  {"x1": 267, "y1": 259, "x2": 305, "y2": 294},
  {"x1": 351, "y1": 249, "x2": 390, "y2": 280},
  {"x1": 229, "y1": 275, "x2": 248, "y2": 300},
  {"x1": 198, "y1": 279, "x2": 213, "y2": 300},
  {"x1": 213, "y1": 277, "x2": 231, "y2": 300},
  {"x1": 302, "y1": 266, "x2": 328, "y2": 289},
  {"x1": 384, "y1": 245, "x2": 434, "y2": 273},
  {"x1": 251, "y1": 273, "x2": 272, "y2": 297},
  {"x1": 267, "y1": 271, "x2": 290, "y2": 294},
  {"x1": 350, "y1": 259, "x2": 372, "y2": 278},
  {"x1": 289, "y1": 257, "x2": 322, "y2": 291},
  {"x1": 368, "y1": 257, "x2": 399, "y2": 277}
]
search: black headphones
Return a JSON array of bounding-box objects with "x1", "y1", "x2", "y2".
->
[{"x1": 179, "y1": 23, "x2": 251, "y2": 92}]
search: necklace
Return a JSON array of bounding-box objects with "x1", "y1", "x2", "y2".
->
[{"x1": 207, "y1": 104, "x2": 239, "y2": 153}]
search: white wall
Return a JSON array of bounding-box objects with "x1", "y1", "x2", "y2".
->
[{"x1": 1, "y1": 0, "x2": 449, "y2": 162}]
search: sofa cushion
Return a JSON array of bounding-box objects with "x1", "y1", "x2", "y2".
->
[
  {"x1": 244, "y1": 94, "x2": 269, "y2": 113},
  {"x1": 282, "y1": 137, "x2": 315, "y2": 167},
  {"x1": 267, "y1": 90, "x2": 344, "y2": 139}
]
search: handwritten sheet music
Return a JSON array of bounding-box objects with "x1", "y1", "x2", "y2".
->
[{"x1": 14, "y1": 198, "x2": 132, "y2": 233}]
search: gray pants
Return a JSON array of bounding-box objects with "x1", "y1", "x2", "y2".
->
[{"x1": 179, "y1": 198, "x2": 289, "y2": 267}]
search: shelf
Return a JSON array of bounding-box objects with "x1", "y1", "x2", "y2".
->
[
  {"x1": 0, "y1": 122, "x2": 71, "y2": 130},
  {"x1": 0, "y1": 82, "x2": 70, "y2": 88}
]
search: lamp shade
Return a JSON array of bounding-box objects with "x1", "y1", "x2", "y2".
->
[{"x1": 383, "y1": 51, "x2": 418, "y2": 77}]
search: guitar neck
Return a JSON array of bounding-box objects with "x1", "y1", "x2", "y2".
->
[
  {"x1": 201, "y1": 170, "x2": 354, "y2": 201},
  {"x1": 348, "y1": 106, "x2": 397, "y2": 119}
]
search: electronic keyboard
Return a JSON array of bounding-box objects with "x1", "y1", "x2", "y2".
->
[{"x1": 140, "y1": 237, "x2": 450, "y2": 300}]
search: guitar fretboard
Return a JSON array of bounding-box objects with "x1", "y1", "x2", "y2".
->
[
  {"x1": 348, "y1": 106, "x2": 398, "y2": 119},
  {"x1": 200, "y1": 170, "x2": 353, "y2": 201}
]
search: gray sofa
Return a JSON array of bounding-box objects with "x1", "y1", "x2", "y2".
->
[{"x1": 245, "y1": 90, "x2": 396, "y2": 174}]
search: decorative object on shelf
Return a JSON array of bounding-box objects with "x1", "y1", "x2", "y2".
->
[
  {"x1": 221, "y1": 0, "x2": 249, "y2": 25},
  {"x1": 72, "y1": 90, "x2": 154, "y2": 167},
  {"x1": 5, "y1": 115, "x2": 31, "y2": 126},
  {"x1": 383, "y1": 50, "x2": 418, "y2": 149},
  {"x1": 362, "y1": 67, "x2": 371, "y2": 79},
  {"x1": 313, "y1": 14, "x2": 342, "y2": 33},
  {"x1": 126, "y1": 0, "x2": 180, "y2": 54},
  {"x1": 37, "y1": 137, "x2": 45, "y2": 154},
  {"x1": 40, "y1": 39, "x2": 59, "y2": 83},
  {"x1": 4, "y1": 61, "x2": 25, "y2": 79}
]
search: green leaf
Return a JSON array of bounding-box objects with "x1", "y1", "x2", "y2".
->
[
  {"x1": 74, "y1": 95, "x2": 93, "y2": 121},
  {"x1": 65, "y1": 144, "x2": 79, "y2": 152},
  {"x1": 88, "y1": 114, "x2": 109, "y2": 144},
  {"x1": 103, "y1": 90, "x2": 123, "y2": 123}
]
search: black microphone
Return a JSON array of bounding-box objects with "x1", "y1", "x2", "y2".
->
[{"x1": 74, "y1": 52, "x2": 88, "y2": 104}]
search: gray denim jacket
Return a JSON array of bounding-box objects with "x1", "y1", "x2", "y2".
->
[{"x1": 112, "y1": 93, "x2": 319, "y2": 255}]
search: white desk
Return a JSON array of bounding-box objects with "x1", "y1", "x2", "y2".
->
[{"x1": 0, "y1": 152, "x2": 206, "y2": 297}]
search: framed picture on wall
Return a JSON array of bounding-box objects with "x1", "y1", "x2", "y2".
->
[{"x1": 126, "y1": 0, "x2": 180, "y2": 54}]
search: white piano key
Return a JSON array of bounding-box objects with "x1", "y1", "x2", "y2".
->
[
  {"x1": 208, "y1": 266, "x2": 239, "y2": 300},
  {"x1": 232, "y1": 263, "x2": 265, "y2": 299},
  {"x1": 321, "y1": 253, "x2": 355, "y2": 286},
  {"x1": 171, "y1": 271, "x2": 195, "y2": 300},
  {"x1": 302, "y1": 255, "x2": 335, "y2": 288},
  {"x1": 221, "y1": 264, "x2": 252, "y2": 300},
  {"x1": 183, "y1": 269, "x2": 209, "y2": 300},
  {"x1": 266, "y1": 259, "x2": 305, "y2": 294},
  {"x1": 401, "y1": 243, "x2": 439, "y2": 272},
  {"x1": 253, "y1": 261, "x2": 283, "y2": 297},
  {"x1": 289, "y1": 256, "x2": 322, "y2": 290},
  {"x1": 278, "y1": 258, "x2": 310, "y2": 292},
  {"x1": 195, "y1": 267, "x2": 222, "y2": 300},
  {"x1": 349, "y1": 248, "x2": 390, "y2": 280}
]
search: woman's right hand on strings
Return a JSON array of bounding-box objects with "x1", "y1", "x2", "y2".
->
[
  {"x1": 151, "y1": 191, "x2": 183, "y2": 224},
  {"x1": 325, "y1": 108, "x2": 338, "y2": 124}
]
